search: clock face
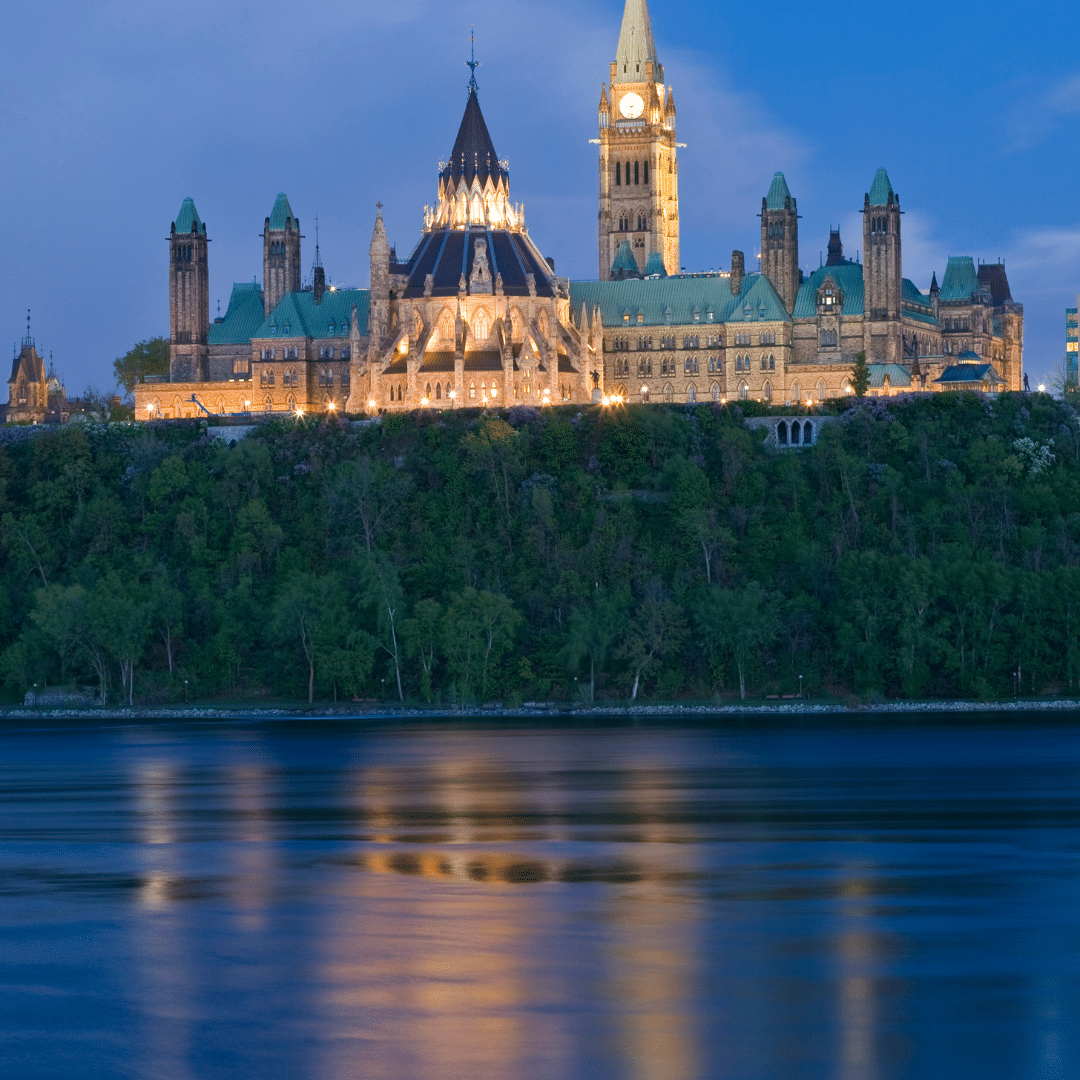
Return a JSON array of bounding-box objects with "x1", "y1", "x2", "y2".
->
[{"x1": 619, "y1": 92, "x2": 645, "y2": 119}]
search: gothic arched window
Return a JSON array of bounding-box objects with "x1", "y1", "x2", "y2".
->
[{"x1": 615, "y1": 161, "x2": 621, "y2": 186}]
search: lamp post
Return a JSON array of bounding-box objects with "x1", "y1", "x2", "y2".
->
[
  {"x1": 799, "y1": 674, "x2": 803, "y2": 699},
  {"x1": 32, "y1": 682, "x2": 37, "y2": 708},
  {"x1": 184, "y1": 679, "x2": 189, "y2": 704},
  {"x1": 1013, "y1": 670, "x2": 1018, "y2": 698}
]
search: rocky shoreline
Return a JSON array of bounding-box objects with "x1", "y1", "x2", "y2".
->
[{"x1": 2, "y1": 698, "x2": 1080, "y2": 723}]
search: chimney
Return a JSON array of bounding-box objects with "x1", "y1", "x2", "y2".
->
[
  {"x1": 730, "y1": 250, "x2": 744, "y2": 296},
  {"x1": 313, "y1": 264, "x2": 325, "y2": 304}
]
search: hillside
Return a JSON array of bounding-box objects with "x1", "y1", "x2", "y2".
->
[{"x1": 2, "y1": 393, "x2": 1079, "y2": 706}]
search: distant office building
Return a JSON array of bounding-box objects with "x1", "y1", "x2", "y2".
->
[{"x1": 1067, "y1": 303, "x2": 1078, "y2": 386}]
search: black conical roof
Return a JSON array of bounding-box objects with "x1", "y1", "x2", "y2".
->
[{"x1": 443, "y1": 87, "x2": 506, "y2": 187}]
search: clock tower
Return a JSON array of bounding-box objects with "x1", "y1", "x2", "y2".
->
[{"x1": 598, "y1": 0, "x2": 679, "y2": 280}]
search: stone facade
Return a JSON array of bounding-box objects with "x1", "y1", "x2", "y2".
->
[
  {"x1": 133, "y1": 0, "x2": 1023, "y2": 423},
  {"x1": 598, "y1": 0, "x2": 679, "y2": 280},
  {"x1": 4, "y1": 333, "x2": 69, "y2": 424}
]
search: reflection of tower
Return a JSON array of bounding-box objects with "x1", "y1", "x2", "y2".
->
[
  {"x1": 168, "y1": 197, "x2": 209, "y2": 382},
  {"x1": 262, "y1": 192, "x2": 302, "y2": 315},
  {"x1": 598, "y1": 0, "x2": 679, "y2": 279}
]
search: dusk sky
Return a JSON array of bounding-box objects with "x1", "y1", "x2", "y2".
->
[{"x1": 3, "y1": 0, "x2": 1079, "y2": 394}]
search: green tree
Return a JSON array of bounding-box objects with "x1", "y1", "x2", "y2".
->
[
  {"x1": 564, "y1": 594, "x2": 623, "y2": 703},
  {"x1": 403, "y1": 597, "x2": 443, "y2": 701},
  {"x1": 31, "y1": 583, "x2": 110, "y2": 704},
  {"x1": 273, "y1": 571, "x2": 353, "y2": 703},
  {"x1": 697, "y1": 583, "x2": 780, "y2": 700},
  {"x1": 851, "y1": 351, "x2": 870, "y2": 397},
  {"x1": 443, "y1": 588, "x2": 522, "y2": 703},
  {"x1": 113, "y1": 338, "x2": 169, "y2": 396},
  {"x1": 618, "y1": 584, "x2": 688, "y2": 700}
]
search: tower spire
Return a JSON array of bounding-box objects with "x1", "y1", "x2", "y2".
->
[
  {"x1": 466, "y1": 26, "x2": 479, "y2": 93},
  {"x1": 614, "y1": 0, "x2": 661, "y2": 84}
]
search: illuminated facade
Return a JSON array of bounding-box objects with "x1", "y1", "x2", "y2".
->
[
  {"x1": 578, "y1": 1, "x2": 1024, "y2": 405},
  {"x1": 134, "y1": 0, "x2": 1023, "y2": 421},
  {"x1": 1067, "y1": 303, "x2": 1078, "y2": 387}
]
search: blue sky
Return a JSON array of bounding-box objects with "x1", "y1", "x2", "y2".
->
[{"x1": 2, "y1": 0, "x2": 1078, "y2": 393}]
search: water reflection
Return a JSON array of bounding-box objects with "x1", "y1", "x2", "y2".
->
[{"x1": 2, "y1": 721, "x2": 1080, "y2": 1080}]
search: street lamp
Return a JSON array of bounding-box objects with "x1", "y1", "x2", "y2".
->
[
  {"x1": 1038, "y1": 384, "x2": 1047, "y2": 393},
  {"x1": 184, "y1": 679, "x2": 189, "y2": 704},
  {"x1": 1013, "y1": 670, "x2": 1018, "y2": 698},
  {"x1": 327, "y1": 401, "x2": 336, "y2": 411},
  {"x1": 799, "y1": 674, "x2": 803, "y2": 699}
]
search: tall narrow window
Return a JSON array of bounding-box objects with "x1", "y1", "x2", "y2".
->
[
  {"x1": 643, "y1": 160, "x2": 649, "y2": 185},
  {"x1": 634, "y1": 161, "x2": 640, "y2": 185},
  {"x1": 615, "y1": 161, "x2": 621, "y2": 186}
]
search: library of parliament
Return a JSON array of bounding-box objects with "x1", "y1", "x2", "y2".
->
[{"x1": 117, "y1": 0, "x2": 1021, "y2": 422}]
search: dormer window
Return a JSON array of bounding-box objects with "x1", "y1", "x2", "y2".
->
[
  {"x1": 824, "y1": 288, "x2": 834, "y2": 308},
  {"x1": 328, "y1": 323, "x2": 335, "y2": 335}
]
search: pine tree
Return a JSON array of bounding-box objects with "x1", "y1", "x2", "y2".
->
[{"x1": 851, "y1": 351, "x2": 870, "y2": 397}]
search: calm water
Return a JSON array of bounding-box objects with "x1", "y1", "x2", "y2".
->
[{"x1": 2, "y1": 716, "x2": 1079, "y2": 1079}]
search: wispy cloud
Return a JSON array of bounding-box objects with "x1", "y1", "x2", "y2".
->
[{"x1": 1000, "y1": 70, "x2": 1080, "y2": 154}]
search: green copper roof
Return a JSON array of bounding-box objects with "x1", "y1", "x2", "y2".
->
[
  {"x1": 938, "y1": 256, "x2": 979, "y2": 302},
  {"x1": 868, "y1": 363, "x2": 912, "y2": 389},
  {"x1": 209, "y1": 283, "x2": 266, "y2": 346},
  {"x1": 611, "y1": 240, "x2": 639, "y2": 276},
  {"x1": 793, "y1": 263, "x2": 865, "y2": 317},
  {"x1": 643, "y1": 251, "x2": 667, "y2": 277},
  {"x1": 935, "y1": 363, "x2": 1001, "y2": 384},
  {"x1": 174, "y1": 197, "x2": 205, "y2": 234},
  {"x1": 569, "y1": 272, "x2": 789, "y2": 329},
  {"x1": 901, "y1": 278, "x2": 938, "y2": 325},
  {"x1": 268, "y1": 192, "x2": 296, "y2": 231},
  {"x1": 765, "y1": 172, "x2": 791, "y2": 210},
  {"x1": 868, "y1": 167, "x2": 893, "y2": 206},
  {"x1": 255, "y1": 288, "x2": 370, "y2": 339}
]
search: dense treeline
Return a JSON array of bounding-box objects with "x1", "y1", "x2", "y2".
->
[{"x1": 2, "y1": 392, "x2": 1079, "y2": 706}]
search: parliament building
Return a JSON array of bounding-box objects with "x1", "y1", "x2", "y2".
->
[{"x1": 131, "y1": 0, "x2": 1023, "y2": 422}]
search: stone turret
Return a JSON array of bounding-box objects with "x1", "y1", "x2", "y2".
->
[
  {"x1": 262, "y1": 193, "x2": 301, "y2": 316},
  {"x1": 760, "y1": 172, "x2": 799, "y2": 312},
  {"x1": 730, "y1": 250, "x2": 744, "y2": 295},
  {"x1": 862, "y1": 167, "x2": 902, "y2": 362},
  {"x1": 169, "y1": 197, "x2": 210, "y2": 382},
  {"x1": 368, "y1": 205, "x2": 390, "y2": 341}
]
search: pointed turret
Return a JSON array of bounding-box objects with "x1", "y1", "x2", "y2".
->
[
  {"x1": 765, "y1": 172, "x2": 791, "y2": 210},
  {"x1": 263, "y1": 192, "x2": 301, "y2": 315},
  {"x1": 868, "y1": 167, "x2": 894, "y2": 207},
  {"x1": 614, "y1": 0, "x2": 662, "y2": 84},
  {"x1": 825, "y1": 228, "x2": 844, "y2": 266},
  {"x1": 610, "y1": 240, "x2": 640, "y2": 280},
  {"x1": 169, "y1": 197, "x2": 210, "y2": 381},
  {"x1": 862, "y1": 167, "x2": 903, "y2": 357},
  {"x1": 761, "y1": 172, "x2": 799, "y2": 311}
]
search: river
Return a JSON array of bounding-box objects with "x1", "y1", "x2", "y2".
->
[{"x1": 2, "y1": 716, "x2": 1078, "y2": 1078}]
